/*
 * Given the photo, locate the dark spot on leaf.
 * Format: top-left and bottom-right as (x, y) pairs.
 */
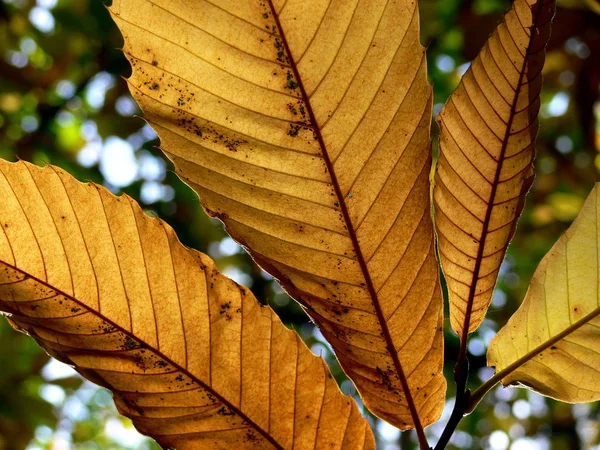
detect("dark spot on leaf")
(288, 124), (301, 137)
(217, 406), (235, 416)
(286, 78), (299, 90)
(122, 336), (138, 350)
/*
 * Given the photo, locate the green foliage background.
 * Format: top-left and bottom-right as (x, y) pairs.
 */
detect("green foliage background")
(0, 0), (599, 448)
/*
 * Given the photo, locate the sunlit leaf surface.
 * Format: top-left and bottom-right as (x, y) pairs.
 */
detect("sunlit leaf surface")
(434, 0), (555, 336)
(488, 184), (600, 403)
(0, 160), (374, 450)
(109, 0), (446, 432)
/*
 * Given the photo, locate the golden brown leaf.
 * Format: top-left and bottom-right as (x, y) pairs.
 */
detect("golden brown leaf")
(109, 0), (445, 434)
(433, 0), (555, 336)
(485, 185), (600, 403)
(0, 160), (374, 450)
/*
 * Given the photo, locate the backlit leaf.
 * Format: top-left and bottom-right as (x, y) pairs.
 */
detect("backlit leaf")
(433, 0), (556, 336)
(487, 184), (600, 403)
(0, 160), (374, 450)
(109, 0), (446, 433)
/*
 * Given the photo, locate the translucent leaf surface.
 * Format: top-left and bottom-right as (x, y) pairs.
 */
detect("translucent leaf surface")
(487, 184), (600, 403)
(0, 160), (374, 449)
(434, 0), (555, 336)
(109, 0), (445, 433)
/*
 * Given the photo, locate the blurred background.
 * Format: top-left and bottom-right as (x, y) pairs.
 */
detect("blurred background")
(0, 0), (599, 448)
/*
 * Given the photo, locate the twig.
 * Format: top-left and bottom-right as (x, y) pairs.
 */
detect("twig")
(465, 375), (498, 415)
(432, 350), (470, 450)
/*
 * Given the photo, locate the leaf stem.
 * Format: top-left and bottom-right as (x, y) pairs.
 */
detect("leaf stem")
(465, 375), (499, 414)
(432, 339), (470, 450)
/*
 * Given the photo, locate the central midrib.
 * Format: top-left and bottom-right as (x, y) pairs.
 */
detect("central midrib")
(266, 0), (426, 436)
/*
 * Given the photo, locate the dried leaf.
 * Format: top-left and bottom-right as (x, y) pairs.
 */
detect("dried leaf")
(109, 0), (445, 431)
(488, 184), (600, 403)
(0, 160), (374, 449)
(433, 0), (555, 336)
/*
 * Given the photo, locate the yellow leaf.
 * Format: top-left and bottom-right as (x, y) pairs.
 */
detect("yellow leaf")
(109, 0), (446, 434)
(486, 184), (600, 403)
(433, 0), (555, 336)
(0, 160), (374, 450)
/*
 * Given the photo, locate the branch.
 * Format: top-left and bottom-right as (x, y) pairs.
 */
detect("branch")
(432, 352), (470, 450)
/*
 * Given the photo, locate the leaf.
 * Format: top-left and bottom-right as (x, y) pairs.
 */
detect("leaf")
(433, 0), (555, 336)
(109, 0), (446, 433)
(487, 184), (600, 403)
(0, 160), (374, 449)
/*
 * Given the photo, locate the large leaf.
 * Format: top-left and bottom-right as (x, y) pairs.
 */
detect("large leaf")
(109, 0), (446, 433)
(486, 184), (600, 403)
(0, 160), (374, 450)
(433, 0), (555, 336)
